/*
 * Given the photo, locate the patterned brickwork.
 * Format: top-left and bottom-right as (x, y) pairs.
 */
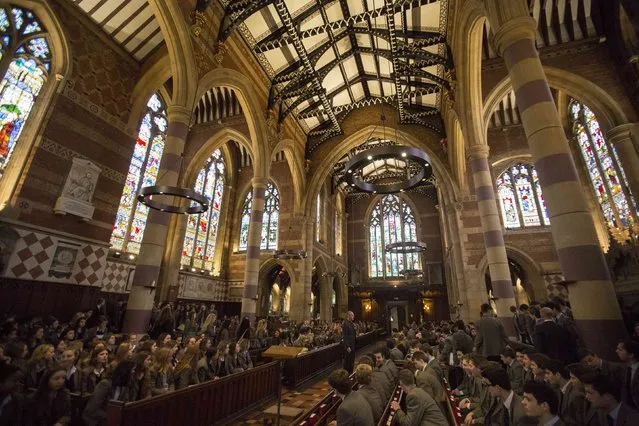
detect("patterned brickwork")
(101, 261), (134, 293)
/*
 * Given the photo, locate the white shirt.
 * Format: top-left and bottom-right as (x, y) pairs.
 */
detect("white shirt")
(503, 390), (514, 415)
(608, 402), (622, 424)
(543, 415), (561, 426)
(630, 362), (639, 382)
(561, 381), (570, 394)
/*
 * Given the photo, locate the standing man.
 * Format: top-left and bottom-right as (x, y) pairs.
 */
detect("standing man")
(343, 311), (357, 373)
(474, 303), (509, 363)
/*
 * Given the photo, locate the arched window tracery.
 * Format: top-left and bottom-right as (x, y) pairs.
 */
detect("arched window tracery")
(569, 100), (637, 232)
(369, 194), (419, 278)
(497, 163), (549, 229)
(0, 5), (51, 180)
(110, 93), (167, 254)
(239, 182), (279, 251)
(181, 149), (225, 271)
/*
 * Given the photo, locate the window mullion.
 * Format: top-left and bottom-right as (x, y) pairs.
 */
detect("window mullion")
(528, 164), (545, 226)
(509, 169), (526, 228)
(199, 166), (214, 267)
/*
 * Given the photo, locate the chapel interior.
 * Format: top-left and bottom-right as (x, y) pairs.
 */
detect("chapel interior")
(1, 0), (639, 422)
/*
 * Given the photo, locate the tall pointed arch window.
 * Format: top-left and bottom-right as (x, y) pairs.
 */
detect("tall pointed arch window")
(335, 196), (343, 256)
(181, 149), (225, 271)
(497, 163), (550, 229)
(0, 6), (51, 180)
(369, 194), (419, 278)
(110, 93), (167, 254)
(569, 100), (637, 231)
(239, 182), (279, 251)
(316, 192), (322, 242)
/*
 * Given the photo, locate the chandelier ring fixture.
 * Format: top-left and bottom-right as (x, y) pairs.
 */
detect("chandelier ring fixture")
(137, 185), (209, 215)
(342, 146), (433, 194)
(273, 249), (308, 260)
(385, 241), (428, 254)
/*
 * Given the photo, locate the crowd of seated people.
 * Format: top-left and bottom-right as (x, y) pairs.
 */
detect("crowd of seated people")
(324, 301), (639, 426)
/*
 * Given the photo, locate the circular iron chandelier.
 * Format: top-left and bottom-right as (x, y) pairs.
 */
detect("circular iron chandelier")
(137, 185), (208, 215)
(400, 269), (423, 278)
(385, 241), (428, 254)
(342, 145), (432, 194)
(273, 249), (307, 260)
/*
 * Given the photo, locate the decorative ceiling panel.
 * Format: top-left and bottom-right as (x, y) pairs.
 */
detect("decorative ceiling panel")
(218, 0), (450, 155)
(68, 0), (164, 62)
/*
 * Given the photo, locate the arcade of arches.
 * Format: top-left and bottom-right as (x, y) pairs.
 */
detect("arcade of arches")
(1, 0), (639, 358)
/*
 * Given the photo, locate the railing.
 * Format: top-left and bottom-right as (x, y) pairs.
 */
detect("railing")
(297, 374), (357, 426)
(442, 377), (463, 426)
(272, 330), (380, 388)
(378, 385), (403, 426)
(107, 361), (280, 426)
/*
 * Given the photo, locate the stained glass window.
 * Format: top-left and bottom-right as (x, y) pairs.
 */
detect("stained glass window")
(497, 163), (549, 229)
(569, 100), (637, 230)
(335, 196), (343, 256)
(368, 195), (419, 278)
(0, 6), (50, 180)
(110, 93), (167, 254)
(181, 149), (225, 271)
(239, 182), (279, 251)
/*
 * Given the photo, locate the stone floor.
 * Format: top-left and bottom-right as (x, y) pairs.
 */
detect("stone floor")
(230, 377), (331, 425)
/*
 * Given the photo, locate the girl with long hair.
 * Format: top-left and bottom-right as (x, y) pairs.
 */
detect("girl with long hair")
(81, 346), (108, 395)
(213, 341), (231, 378)
(24, 344), (55, 389)
(173, 346), (199, 390)
(24, 365), (71, 426)
(237, 339), (253, 370)
(82, 360), (136, 426)
(107, 342), (132, 375)
(255, 319), (268, 348)
(150, 347), (175, 395)
(130, 351), (152, 400)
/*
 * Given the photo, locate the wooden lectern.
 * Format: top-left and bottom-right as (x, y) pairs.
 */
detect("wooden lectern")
(262, 346), (305, 426)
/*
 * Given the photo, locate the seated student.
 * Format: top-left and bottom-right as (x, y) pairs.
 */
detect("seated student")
(388, 339), (404, 362)
(24, 365), (71, 426)
(327, 369), (374, 426)
(412, 351), (445, 410)
(150, 348), (175, 395)
(23, 344), (55, 389)
(528, 353), (551, 383)
(197, 342), (215, 383)
(59, 349), (81, 393)
(174, 346), (199, 390)
(521, 381), (564, 426)
(453, 355), (478, 398)
(0, 363), (23, 426)
(501, 347), (526, 395)
(391, 368), (448, 426)
(83, 360), (136, 426)
(237, 339), (253, 370)
(521, 349), (539, 382)
(460, 359), (498, 426)
(594, 340), (639, 409)
(565, 364), (600, 426)
(582, 373), (639, 426)
(480, 366), (528, 425)
(422, 346), (444, 383)
(544, 359), (586, 426)
(354, 363), (384, 423)
(358, 355), (392, 401)
(373, 345), (398, 382)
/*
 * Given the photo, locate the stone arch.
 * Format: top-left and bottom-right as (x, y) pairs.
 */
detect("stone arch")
(477, 245), (546, 303)
(0, 0), (73, 209)
(127, 54), (172, 132)
(257, 257), (296, 316)
(196, 68), (270, 179)
(491, 155), (534, 177)
(304, 125), (459, 220)
(272, 138), (304, 213)
(483, 67), (630, 134)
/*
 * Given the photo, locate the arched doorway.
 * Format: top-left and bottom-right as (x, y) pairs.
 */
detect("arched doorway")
(311, 267), (320, 319)
(484, 257), (534, 309)
(257, 263), (291, 317)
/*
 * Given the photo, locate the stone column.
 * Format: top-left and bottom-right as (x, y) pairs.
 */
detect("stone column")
(607, 124), (639, 200)
(338, 278), (348, 319)
(123, 105), (191, 333)
(485, 0), (626, 356)
(468, 144), (517, 333)
(240, 177), (269, 319)
(320, 274), (334, 321)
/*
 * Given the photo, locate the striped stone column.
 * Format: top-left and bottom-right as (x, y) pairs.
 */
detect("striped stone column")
(240, 177), (268, 319)
(608, 124), (639, 202)
(320, 274), (333, 321)
(485, 0), (626, 356)
(468, 144), (517, 333)
(123, 105), (192, 333)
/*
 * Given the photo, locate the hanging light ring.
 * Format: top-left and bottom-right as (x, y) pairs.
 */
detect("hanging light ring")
(343, 146), (433, 194)
(273, 249), (308, 260)
(385, 241), (428, 254)
(137, 185), (209, 214)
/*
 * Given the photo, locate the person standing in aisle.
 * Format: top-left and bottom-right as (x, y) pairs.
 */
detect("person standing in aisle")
(342, 311), (357, 373)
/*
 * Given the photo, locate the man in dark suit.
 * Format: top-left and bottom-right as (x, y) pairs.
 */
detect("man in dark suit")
(521, 381), (565, 426)
(481, 365), (529, 425)
(598, 341), (639, 410)
(373, 345), (398, 382)
(328, 369), (374, 426)
(582, 373), (639, 426)
(545, 359), (586, 426)
(342, 311), (357, 373)
(475, 303), (509, 363)
(358, 355), (392, 401)
(533, 308), (577, 363)
(413, 351), (446, 412)
(501, 347), (526, 395)
(391, 369), (448, 426)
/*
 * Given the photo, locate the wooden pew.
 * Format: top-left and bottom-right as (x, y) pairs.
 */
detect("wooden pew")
(378, 385), (403, 426)
(442, 377), (463, 426)
(107, 361), (280, 426)
(296, 373), (358, 426)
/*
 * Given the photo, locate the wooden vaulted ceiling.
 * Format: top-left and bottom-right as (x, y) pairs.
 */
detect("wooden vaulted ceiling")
(218, 0), (451, 155)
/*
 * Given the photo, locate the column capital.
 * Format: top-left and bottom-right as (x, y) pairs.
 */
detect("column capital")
(607, 123), (639, 144)
(167, 105), (192, 125)
(251, 176), (269, 188)
(467, 144), (490, 160)
(484, 0), (537, 56)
